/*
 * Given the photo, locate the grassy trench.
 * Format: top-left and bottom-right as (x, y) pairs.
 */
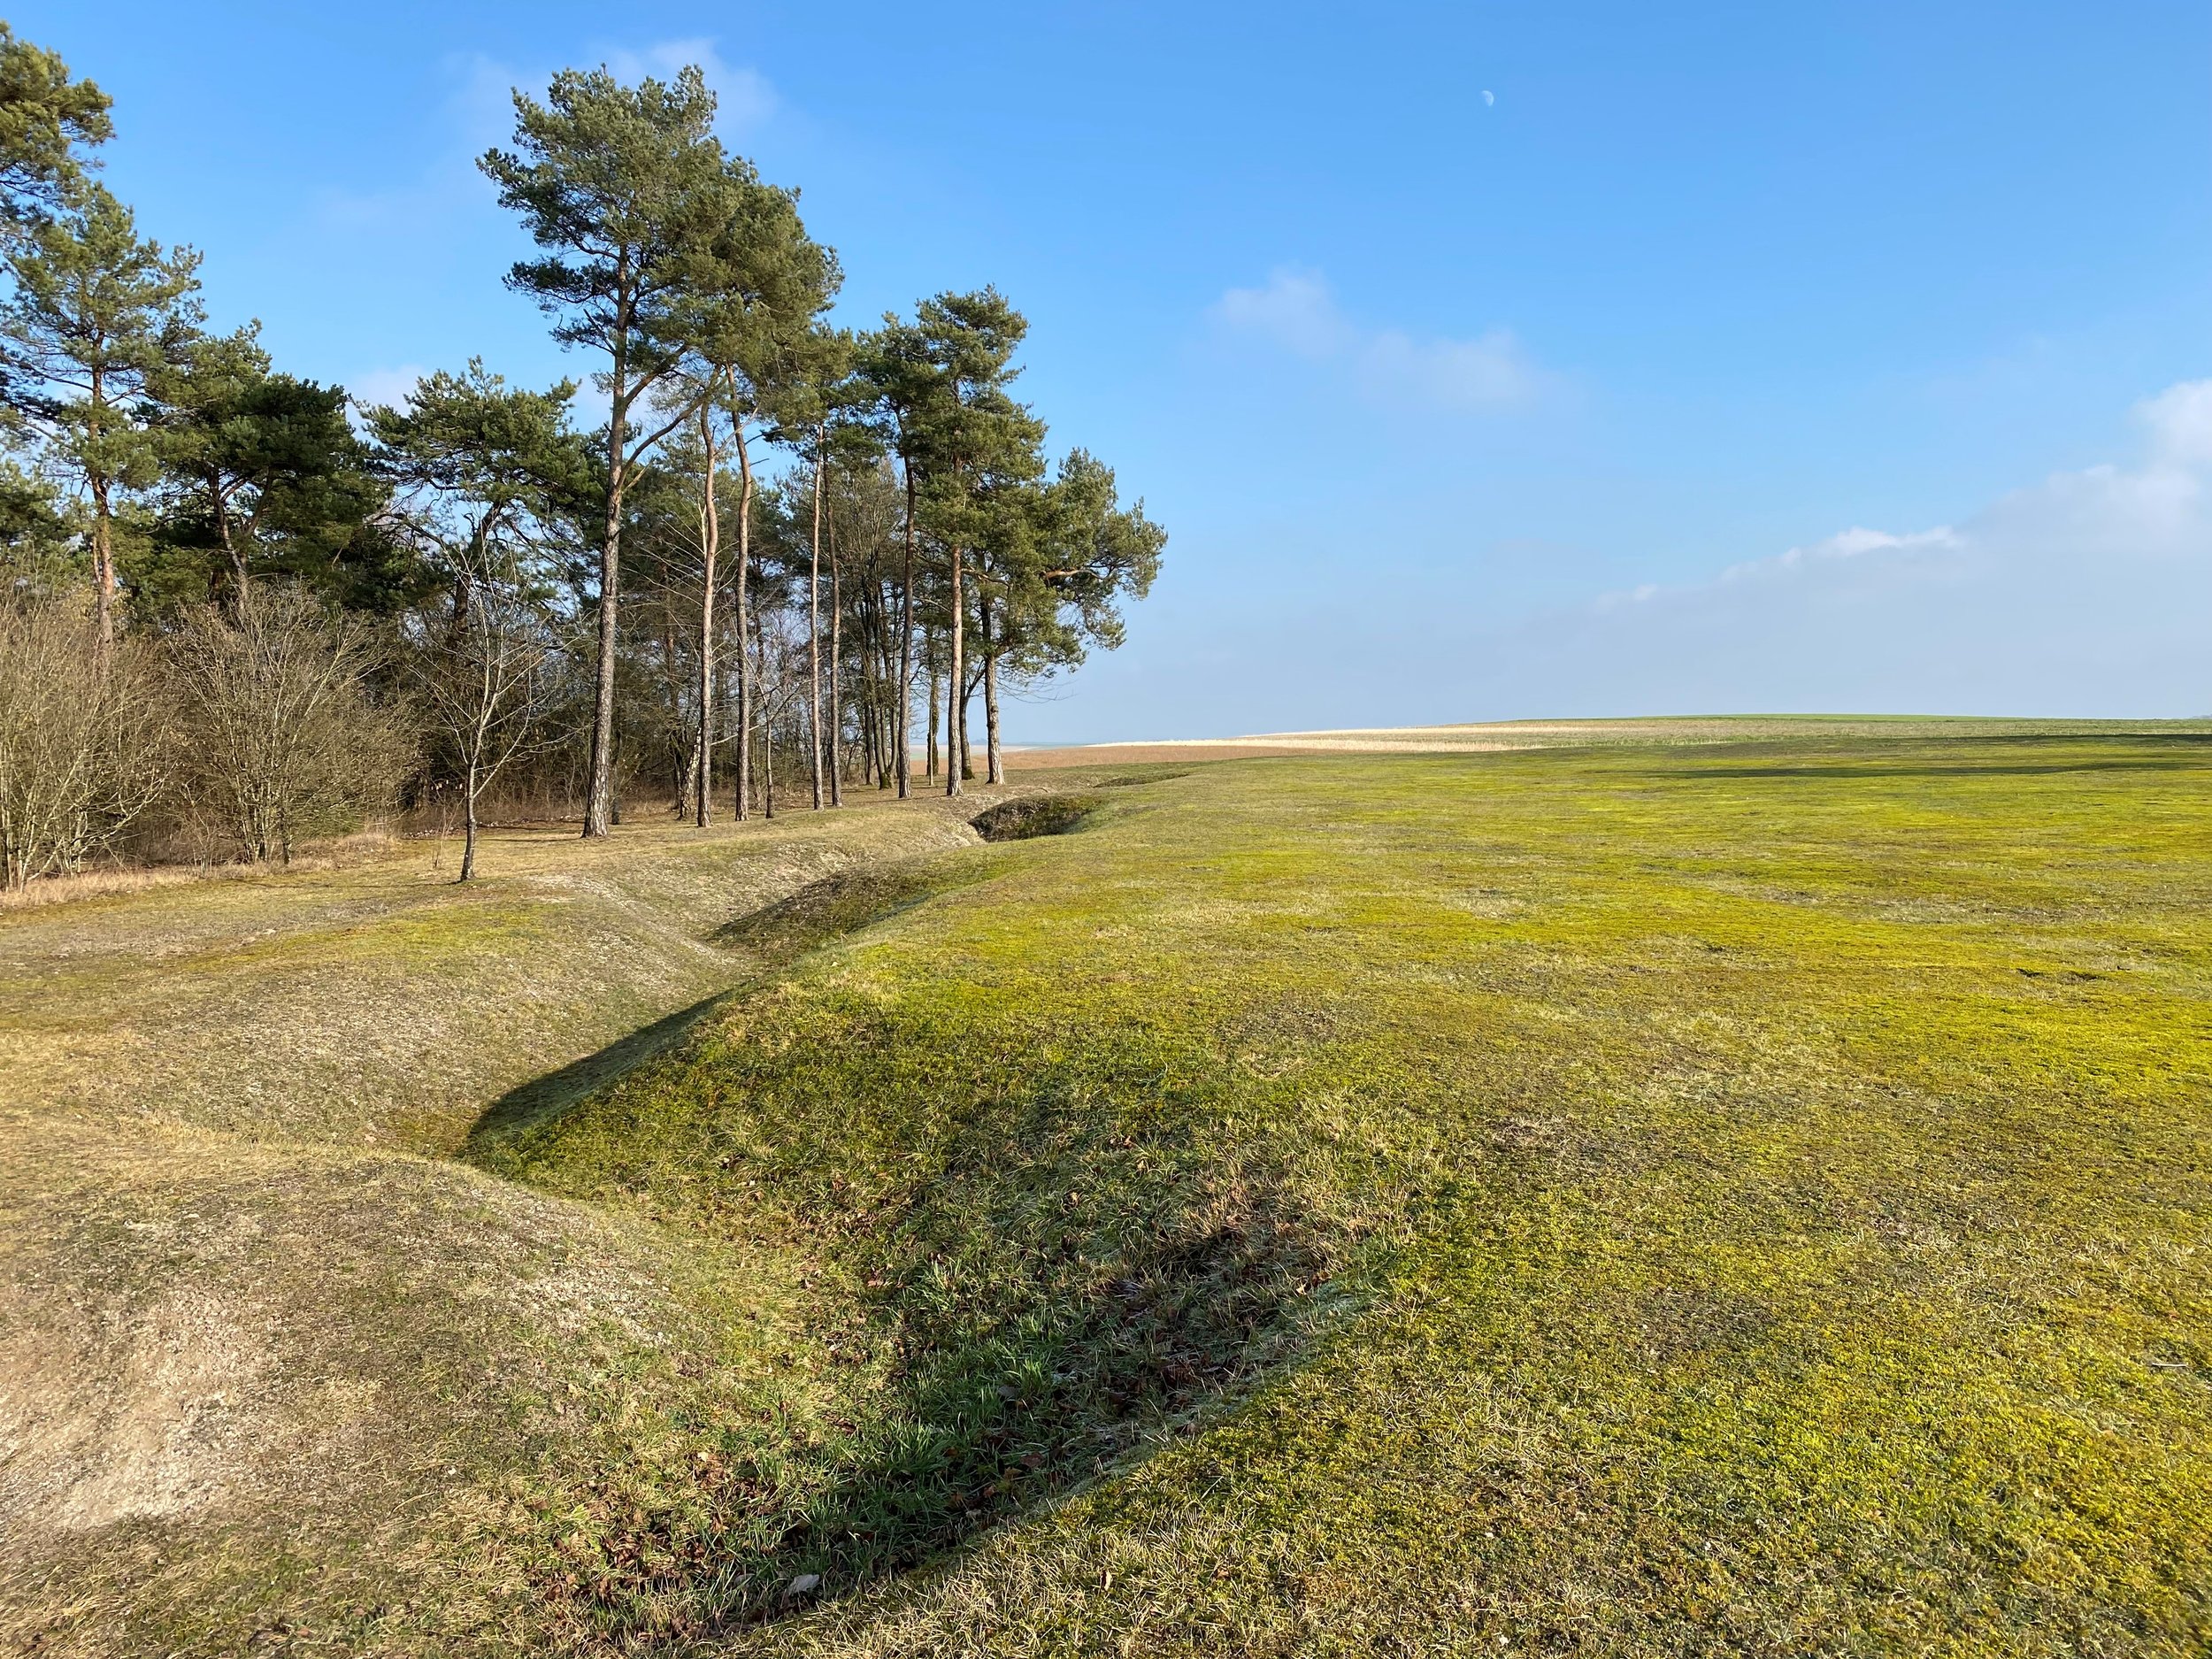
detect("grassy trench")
(469, 734), (2212, 1655)
(0, 795), (1002, 1657)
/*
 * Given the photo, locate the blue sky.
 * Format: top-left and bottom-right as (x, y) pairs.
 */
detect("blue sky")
(24, 2), (2212, 736)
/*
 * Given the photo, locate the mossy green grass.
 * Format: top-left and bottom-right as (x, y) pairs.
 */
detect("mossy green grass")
(472, 731), (2211, 1655)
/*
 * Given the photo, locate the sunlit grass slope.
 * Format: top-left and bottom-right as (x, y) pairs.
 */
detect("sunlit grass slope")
(482, 733), (2212, 1655)
(0, 801), (989, 1657)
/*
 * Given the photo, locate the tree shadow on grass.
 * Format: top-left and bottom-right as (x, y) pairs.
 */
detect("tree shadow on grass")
(709, 856), (979, 955)
(568, 1137), (1340, 1640)
(479, 990), (1354, 1642)
(970, 794), (1102, 842)
(466, 992), (736, 1146)
(744, 1202), (1331, 1617)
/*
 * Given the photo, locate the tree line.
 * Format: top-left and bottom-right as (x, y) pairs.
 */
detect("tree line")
(0, 28), (1163, 887)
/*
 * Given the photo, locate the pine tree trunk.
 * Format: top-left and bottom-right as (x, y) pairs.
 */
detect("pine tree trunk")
(89, 478), (115, 664)
(87, 367), (116, 663)
(959, 672), (973, 781)
(695, 405), (718, 826)
(732, 401), (756, 821)
(807, 428), (825, 810)
(945, 545), (964, 798)
(895, 458), (917, 798)
(826, 488), (843, 808)
(860, 665), (878, 791)
(983, 590), (1004, 785)
(877, 580), (897, 787)
(584, 382), (627, 839)
(213, 471), (246, 611)
(926, 656), (940, 780)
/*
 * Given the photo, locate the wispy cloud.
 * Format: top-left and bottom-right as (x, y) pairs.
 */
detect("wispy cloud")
(1211, 265), (1548, 411)
(1213, 267), (1349, 357)
(1498, 378), (2212, 713)
(311, 58), (509, 234)
(1710, 524), (1962, 586)
(344, 364), (429, 413)
(598, 38), (777, 132)
(2138, 378), (2212, 471)
(1358, 325), (1540, 411)
(306, 39), (779, 408)
(319, 39), (779, 234)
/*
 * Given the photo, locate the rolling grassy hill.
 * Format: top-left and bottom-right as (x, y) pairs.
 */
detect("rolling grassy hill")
(5, 721), (2208, 1655)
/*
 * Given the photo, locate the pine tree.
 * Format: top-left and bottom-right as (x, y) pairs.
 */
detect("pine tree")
(0, 25), (111, 228)
(483, 65), (775, 837)
(0, 185), (199, 652)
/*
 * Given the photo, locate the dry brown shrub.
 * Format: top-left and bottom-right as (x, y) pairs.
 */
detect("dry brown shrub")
(165, 586), (415, 866)
(0, 590), (168, 890)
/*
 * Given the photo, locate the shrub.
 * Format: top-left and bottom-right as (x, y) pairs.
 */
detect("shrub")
(166, 586), (413, 864)
(0, 590), (167, 889)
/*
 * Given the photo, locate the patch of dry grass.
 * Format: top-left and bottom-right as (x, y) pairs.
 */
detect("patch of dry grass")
(0, 787), (1033, 1655)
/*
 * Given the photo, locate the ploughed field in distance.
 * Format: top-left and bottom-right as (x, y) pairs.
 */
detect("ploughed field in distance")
(4, 719), (2207, 1656)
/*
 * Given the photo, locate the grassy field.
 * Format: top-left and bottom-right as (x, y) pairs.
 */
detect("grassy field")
(5, 722), (2209, 1655)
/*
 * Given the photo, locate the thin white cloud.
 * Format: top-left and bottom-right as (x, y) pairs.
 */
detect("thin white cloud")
(1706, 524), (1962, 587)
(1359, 326), (1540, 411)
(317, 40), (779, 234)
(598, 38), (777, 134)
(345, 364), (429, 413)
(1212, 266), (1349, 358)
(1211, 265), (1546, 411)
(1494, 378), (2212, 714)
(449, 53), (530, 153)
(313, 60), (497, 233)
(2138, 378), (2212, 471)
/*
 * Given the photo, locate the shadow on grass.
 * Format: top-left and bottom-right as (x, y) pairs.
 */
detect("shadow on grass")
(466, 856), (979, 1155)
(474, 989), (1350, 1640)
(467, 993), (734, 1146)
(786, 1303), (1304, 1624)
(710, 856), (976, 955)
(559, 1094), (1339, 1640)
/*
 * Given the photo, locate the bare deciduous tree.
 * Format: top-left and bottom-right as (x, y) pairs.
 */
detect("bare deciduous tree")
(404, 543), (573, 880)
(369, 359), (586, 879)
(0, 589), (163, 887)
(168, 586), (410, 865)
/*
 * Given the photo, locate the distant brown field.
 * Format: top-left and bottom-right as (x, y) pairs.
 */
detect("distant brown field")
(1006, 741), (1341, 768)
(1006, 714), (2212, 771)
